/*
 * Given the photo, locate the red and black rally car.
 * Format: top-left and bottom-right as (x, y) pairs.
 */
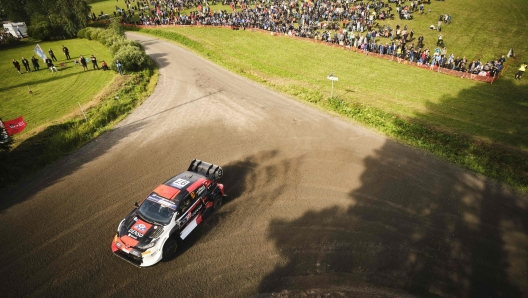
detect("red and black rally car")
(111, 159), (225, 267)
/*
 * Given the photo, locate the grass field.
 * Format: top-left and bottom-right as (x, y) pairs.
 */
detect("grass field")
(1, 39), (115, 137)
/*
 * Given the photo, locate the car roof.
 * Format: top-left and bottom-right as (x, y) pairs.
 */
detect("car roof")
(152, 171), (208, 201)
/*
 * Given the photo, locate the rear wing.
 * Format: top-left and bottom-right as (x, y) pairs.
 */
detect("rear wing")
(188, 159), (223, 180)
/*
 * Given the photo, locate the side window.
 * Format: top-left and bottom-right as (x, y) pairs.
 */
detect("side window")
(178, 196), (192, 214)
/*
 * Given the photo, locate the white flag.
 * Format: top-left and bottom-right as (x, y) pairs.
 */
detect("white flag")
(34, 44), (47, 62)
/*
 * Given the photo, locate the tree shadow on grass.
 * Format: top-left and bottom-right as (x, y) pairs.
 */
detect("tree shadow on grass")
(0, 71), (84, 93)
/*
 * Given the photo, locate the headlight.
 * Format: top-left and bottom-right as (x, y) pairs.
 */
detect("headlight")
(117, 219), (125, 234)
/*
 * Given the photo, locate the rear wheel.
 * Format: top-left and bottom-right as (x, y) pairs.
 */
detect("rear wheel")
(213, 193), (223, 210)
(162, 238), (178, 260)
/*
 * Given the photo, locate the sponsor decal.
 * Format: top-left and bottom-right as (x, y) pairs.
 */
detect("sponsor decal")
(134, 223), (147, 232)
(146, 195), (177, 210)
(196, 185), (206, 196)
(171, 178), (190, 189)
(128, 220), (151, 238)
(128, 229), (143, 238)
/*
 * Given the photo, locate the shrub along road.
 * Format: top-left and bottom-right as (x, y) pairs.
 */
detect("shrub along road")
(0, 32), (526, 297)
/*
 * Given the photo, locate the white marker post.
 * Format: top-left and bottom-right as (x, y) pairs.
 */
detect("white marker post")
(78, 102), (87, 121)
(327, 72), (339, 99)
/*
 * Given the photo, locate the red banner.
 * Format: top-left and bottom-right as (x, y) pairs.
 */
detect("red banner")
(3, 116), (27, 136)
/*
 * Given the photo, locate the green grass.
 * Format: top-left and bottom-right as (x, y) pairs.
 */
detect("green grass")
(89, 0), (123, 17)
(0, 36), (157, 189)
(1, 39), (114, 136)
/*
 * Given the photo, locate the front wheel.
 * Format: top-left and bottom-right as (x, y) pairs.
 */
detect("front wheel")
(162, 238), (178, 260)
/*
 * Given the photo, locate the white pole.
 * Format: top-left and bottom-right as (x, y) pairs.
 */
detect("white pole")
(331, 80), (334, 98)
(78, 102), (87, 121)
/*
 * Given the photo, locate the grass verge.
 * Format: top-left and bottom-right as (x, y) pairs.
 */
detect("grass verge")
(0, 63), (158, 189)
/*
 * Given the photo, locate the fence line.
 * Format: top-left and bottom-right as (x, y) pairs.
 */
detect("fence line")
(128, 24), (504, 83)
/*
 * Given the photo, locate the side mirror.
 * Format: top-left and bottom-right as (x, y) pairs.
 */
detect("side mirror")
(134, 202), (139, 208)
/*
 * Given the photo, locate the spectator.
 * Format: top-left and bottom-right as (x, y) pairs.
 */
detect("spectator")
(79, 55), (88, 71)
(48, 48), (57, 61)
(515, 62), (527, 80)
(21, 57), (31, 72)
(62, 45), (71, 60)
(45, 57), (57, 72)
(116, 59), (123, 76)
(31, 56), (40, 71)
(12, 59), (21, 74)
(437, 34), (443, 46)
(101, 60), (109, 71)
(90, 55), (99, 70)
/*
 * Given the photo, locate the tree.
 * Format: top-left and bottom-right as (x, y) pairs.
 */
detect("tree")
(0, 0), (90, 38)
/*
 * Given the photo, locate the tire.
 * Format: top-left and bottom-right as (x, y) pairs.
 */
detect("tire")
(162, 238), (178, 260)
(213, 193), (223, 210)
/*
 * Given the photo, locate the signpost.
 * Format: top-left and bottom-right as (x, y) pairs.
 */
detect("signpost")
(327, 72), (339, 99)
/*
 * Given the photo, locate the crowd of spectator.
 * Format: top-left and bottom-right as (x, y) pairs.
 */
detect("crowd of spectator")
(110, 0), (505, 78)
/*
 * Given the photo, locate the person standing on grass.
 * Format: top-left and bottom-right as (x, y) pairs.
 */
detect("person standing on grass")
(79, 55), (88, 71)
(90, 55), (99, 69)
(515, 62), (527, 80)
(45, 57), (57, 72)
(48, 48), (57, 61)
(437, 34), (443, 46)
(62, 45), (71, 60)
(12, 59), (21, 74)
(31, 56), (40, 71)
(116, 59), (123, 76)
(21, 57), (31, 72)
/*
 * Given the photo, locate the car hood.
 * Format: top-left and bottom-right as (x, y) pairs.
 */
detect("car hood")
(117, 212), (162, 248)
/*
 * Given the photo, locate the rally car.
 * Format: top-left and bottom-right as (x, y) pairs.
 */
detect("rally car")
(111, 159), (225, 267)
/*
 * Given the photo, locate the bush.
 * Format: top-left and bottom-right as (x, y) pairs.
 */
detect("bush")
(27, 22), (53, 40)
(89, 28), (103, 41)
(77, 24), (152, 72)
(108, 39), (142, 55)
(77, 28), (88, 39)
(97, 30), (122, 47)
(113, 44), (150, 71)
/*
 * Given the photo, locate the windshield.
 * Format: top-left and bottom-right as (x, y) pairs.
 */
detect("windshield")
(137, 193), (177, 225)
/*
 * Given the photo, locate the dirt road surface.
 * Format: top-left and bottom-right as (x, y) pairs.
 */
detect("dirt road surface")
(0, 32), (527, 297)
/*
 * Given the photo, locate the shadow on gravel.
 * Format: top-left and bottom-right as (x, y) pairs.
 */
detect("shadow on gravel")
(169, 150), (284, 260)
(258, 145), (528, 297)
(0, 121), (146, 212)
(148, 52), (169, 68)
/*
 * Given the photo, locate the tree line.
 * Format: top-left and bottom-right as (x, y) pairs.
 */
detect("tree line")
(0, 0), (91, 39)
